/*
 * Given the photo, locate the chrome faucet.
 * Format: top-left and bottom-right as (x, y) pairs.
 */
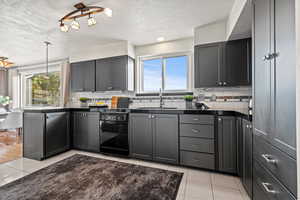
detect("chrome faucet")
(159, 88), (164, 108)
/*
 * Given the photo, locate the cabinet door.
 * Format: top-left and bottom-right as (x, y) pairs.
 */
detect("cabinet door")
(225, 39), (251, 86)
(130, 114), (153, 160)
(45, 112), (70, 158)
(71, 60), (95, 92)
(96, 58), (112, 91)
(110, 56), (127, 91)
(273, 0), (296, 158)
(253, 0), (272, 141)
(218, 116), (237, 174)
(72, 112), (85, 150)
(86, 112), (100, 152)
(72, 112), (100, 152)
(243, 119), (252, 197)
(153, 114), (178, 164)
(96, 56), (128, 91)
(194, 43), (224, 87)
(236, 117), (243, 177)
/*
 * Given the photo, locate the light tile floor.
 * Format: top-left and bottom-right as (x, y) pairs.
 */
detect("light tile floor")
(0, 150), (250, 200)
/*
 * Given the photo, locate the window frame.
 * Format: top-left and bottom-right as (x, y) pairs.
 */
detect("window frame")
(19, 63), (63, 108)
(138, 52), (192, 93)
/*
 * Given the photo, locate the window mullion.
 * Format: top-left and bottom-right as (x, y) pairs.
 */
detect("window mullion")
(162, 57), (166, 91)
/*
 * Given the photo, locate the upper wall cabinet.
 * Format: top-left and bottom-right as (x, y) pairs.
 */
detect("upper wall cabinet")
(96, 56), (134, 91)
(224, 39), (251, 86)
(71, 60), (96, 92)
(194, 38), (251, 88)
(194, 42), (224, 87)
(70, 55), (134, 92)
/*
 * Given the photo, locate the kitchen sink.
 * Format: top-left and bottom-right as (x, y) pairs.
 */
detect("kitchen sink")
(136, 107), (177, 110)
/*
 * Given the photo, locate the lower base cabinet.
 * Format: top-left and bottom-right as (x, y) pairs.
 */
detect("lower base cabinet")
(72, 112), (100, 152)
(242, 119), (253, 197)
(217, 116), (237, 174)
(23, 112), (70, 161)
(130, 113), (179, 164)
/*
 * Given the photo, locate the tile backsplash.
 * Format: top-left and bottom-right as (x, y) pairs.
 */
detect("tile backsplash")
(69, 87), (251, 110)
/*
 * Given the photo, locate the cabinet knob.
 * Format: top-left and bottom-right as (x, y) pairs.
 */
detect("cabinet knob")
(218, 82), (222, 86)
(148, 115), (152, 119)
(218, 118), (222, 121)
(223, 82), (227, 85)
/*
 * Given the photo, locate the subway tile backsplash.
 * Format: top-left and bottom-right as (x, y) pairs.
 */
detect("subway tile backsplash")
(68, 87), (252, 110)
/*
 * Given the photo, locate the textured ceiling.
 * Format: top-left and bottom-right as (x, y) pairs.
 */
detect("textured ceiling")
(0, 0), (235, 65)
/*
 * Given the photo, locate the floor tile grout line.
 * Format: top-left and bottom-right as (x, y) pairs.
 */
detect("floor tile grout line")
(210, 173), (215, 200)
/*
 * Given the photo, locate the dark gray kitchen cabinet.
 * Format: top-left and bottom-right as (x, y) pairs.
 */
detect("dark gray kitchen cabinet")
(253, 0), (296, 158)
(70, 60), (95, 92)
(224, 38), (251, 86)
(242, 119), (252, 197)
(129, 113), (153, 160)
(217, 116), (237, 174)
(194, 39), (251, 88)
(72, 112), (100, 152)
(194, 42), (224, 87)
(23, 112), (70, 161)
(130, 113), (179, 164)
(96, 56), (134, 91)
(153, 114), (179, 164)
(236, 117), (243, 177)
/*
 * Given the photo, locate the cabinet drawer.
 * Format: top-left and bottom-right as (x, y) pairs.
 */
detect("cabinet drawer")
(180, 124), (214, 139)
(180, 114), (214, 125)
(180, 151), (215, 170)
(253, 135), (297, 196)
(180, 137), (214, 153)
(253, 161), (295, 200)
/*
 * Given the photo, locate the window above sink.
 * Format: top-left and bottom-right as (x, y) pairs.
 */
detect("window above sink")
(137, 52), (192, 94)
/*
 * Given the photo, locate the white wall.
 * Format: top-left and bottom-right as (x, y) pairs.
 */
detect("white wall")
(194, 20), (227, 45)
(69, 41), (133, 63)
(226, 0), (248, 40)
(135, 38), (194, 57)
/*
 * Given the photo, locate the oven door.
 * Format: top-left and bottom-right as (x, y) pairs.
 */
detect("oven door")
(99, 120), (129, 155)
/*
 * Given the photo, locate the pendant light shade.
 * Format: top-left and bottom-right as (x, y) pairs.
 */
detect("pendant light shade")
(60, 23), (69, 32)
(87, 15), (97, 26)
(71, 19), (80, 30)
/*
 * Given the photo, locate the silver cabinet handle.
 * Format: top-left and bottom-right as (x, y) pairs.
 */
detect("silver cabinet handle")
(263, 54), (272, 61)
(152, 115), (155, 119)
(218, 118), (222, 121)
(262, 182), (278, 194)
(218, 82), (222, 86)
(148, 115), (152, 119)
(193, 118), (199, 121)
(191, 129), (199, 133)
(223, 82), (227, 85)
(107, 86), (113, 90)
(261, 154), (278, 165)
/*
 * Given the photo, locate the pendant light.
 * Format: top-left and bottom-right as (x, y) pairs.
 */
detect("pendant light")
(44, 41), (51, 79)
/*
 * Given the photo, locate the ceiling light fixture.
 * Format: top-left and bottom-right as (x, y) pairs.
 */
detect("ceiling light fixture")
(59, 3), (112, 32)
(87, 14), (97, 26)
(71, 18), (80, 30)
(104, 8), (113, 17)
(157, 37), (165, 42)
(60, 22), (69, 32)
(0, 57), (14, 68)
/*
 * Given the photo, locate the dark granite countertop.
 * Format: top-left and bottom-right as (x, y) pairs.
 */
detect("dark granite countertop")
(23, 106), (252, 121)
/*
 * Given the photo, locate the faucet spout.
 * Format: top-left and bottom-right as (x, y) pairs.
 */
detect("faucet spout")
(159, 88), (164, 108)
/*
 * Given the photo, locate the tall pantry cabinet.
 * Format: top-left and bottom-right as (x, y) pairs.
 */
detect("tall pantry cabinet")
(253, 0), (297, 199)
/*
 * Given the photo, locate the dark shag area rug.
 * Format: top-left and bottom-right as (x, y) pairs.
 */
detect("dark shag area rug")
(0, 154), (183, 200)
